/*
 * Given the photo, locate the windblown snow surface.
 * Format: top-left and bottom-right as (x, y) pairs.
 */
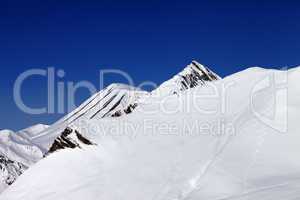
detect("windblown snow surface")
(1, 66), (300, 200)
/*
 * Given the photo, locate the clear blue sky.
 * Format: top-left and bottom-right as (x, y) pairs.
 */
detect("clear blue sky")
(0, 0), (299, 131)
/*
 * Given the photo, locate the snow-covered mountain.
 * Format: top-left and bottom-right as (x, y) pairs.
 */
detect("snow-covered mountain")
(3, 61), (299, 200)
(0, 61), (220, 193)
(0, 125), (48, 191)
(1, 65), (299, 200)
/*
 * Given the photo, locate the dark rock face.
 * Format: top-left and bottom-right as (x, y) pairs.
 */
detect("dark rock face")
(0, 154), (28, 186)
(111, 103), (138, 117)
(46, 128), (94, 156)
(0, 127), (93, 189)
(75, 130), (93, 145)
(47, 128), (76, 154)
(124, 103), (138, 114)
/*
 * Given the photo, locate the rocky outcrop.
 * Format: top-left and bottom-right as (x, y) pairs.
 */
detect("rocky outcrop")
(0, 154), (27, 187)
(46, 128), (94, 156)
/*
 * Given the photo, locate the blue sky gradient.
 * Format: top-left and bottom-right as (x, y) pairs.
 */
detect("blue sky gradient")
(0, 0), (299, 130)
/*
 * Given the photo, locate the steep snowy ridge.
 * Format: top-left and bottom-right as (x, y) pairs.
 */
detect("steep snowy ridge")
(31, 83), (149, 150)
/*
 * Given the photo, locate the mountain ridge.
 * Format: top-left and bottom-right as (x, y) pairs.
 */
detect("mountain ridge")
(0, 60), (221, 192)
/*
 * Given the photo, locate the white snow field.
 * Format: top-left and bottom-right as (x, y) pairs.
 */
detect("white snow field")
(0, 65), (299, 200)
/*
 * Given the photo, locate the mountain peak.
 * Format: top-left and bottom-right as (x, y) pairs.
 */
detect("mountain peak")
(190, 60), (221, 80)
(151, 60), (221, 97)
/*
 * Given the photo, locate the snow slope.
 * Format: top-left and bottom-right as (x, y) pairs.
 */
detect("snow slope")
(1, 66), (299, 200)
